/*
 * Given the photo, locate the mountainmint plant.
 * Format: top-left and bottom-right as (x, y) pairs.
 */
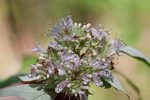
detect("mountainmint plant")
(0, 16), (150, 100)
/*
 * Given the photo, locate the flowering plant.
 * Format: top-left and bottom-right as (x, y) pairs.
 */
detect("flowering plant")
(0, 16), (150, 100)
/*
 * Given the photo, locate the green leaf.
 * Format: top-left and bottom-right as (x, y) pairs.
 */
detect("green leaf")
(19, 74), (40, 82)
(0, 56), (37, 88)
(20, 56), (38, 73)
(120, 46), (150, 66)
(0, 84), (52, 100)
(104, 76), (129, 98)
(101, 78), (112, 88)
(114, 70), (142, 100)
(0, 74), (21, 88)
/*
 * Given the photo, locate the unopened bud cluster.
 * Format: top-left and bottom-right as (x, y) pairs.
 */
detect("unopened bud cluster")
(30, 16), (124, 98)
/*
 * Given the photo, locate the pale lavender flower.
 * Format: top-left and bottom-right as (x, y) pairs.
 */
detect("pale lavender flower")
(47, 59), (55, 68)
(61, 54), (71, 61)
(58, 68), (66, 76)
(47, 59), (55, 74)
(91, 28), (101, 41)
(48, 41), (63, 50)
(61, 54), (81, 70)
(48, 67), (55, 74)
(57, 51), (64, 56)
(63, 61), (74, 70)
(30, 64), (39, 75)
(47, 16), (73, 38)
(72, 55), (81, 67)
(32, 43), (46, 53)
(80, 73), (91, 84)
(51, 24), (62, 34)
(46, 24), (62, 38)
(55, 80), (69, 93)
(57, 63), (66, 76)
(109, 39), (124, 56)
(99, 69), (112, 78)
(91, 25), (109, 41)
(62, 35), (73, 41)
(89, 59), (108, 70)
(82, 23), (91, 32)
(60, 16), (73, 30)
(38, 56), (46, 61)
(98, 24), (109, 38)
(92, 73), (103, 86)
(36, 64), (43, 68)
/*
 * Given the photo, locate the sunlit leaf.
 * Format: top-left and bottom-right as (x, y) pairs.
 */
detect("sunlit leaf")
(114, 70), (142, 100)
(0, 84), (52, 100)
(104, 76), (129, 98)
(19, 74), (40, 82)
(120, 46), (150, 66)
(101, 78), (112, 88)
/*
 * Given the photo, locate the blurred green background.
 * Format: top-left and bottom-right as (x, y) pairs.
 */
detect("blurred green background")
(0, 0), (150, 100)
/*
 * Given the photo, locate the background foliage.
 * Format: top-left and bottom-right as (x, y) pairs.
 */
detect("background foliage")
(0, 0), (150, 100)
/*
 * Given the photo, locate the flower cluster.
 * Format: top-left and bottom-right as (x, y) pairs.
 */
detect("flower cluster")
(29, 16), (124, 98)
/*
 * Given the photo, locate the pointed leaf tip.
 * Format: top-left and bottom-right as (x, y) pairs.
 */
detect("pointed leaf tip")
(120, 46), (150, 67)
(104, 76), (130, 98)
